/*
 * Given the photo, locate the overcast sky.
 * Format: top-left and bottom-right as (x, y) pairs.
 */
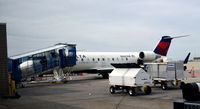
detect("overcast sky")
(0, 0), (200, 60)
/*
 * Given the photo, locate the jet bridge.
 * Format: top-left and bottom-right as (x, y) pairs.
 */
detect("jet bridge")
(8, 43), (76, 84)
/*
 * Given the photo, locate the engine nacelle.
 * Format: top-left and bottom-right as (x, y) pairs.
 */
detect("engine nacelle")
(139, 51), (159, 62)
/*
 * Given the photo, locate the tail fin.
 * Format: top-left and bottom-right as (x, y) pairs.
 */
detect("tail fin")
(153, 35), (189, 56)
(153, 36), (172, 56)
(184, 52), (191, 64)
(184, 52), (191, 71)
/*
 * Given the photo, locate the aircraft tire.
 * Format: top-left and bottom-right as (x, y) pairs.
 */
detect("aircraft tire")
(161, 82), (168, 90)
(128, 87), (136, 96)
(110, 86), (115, 94)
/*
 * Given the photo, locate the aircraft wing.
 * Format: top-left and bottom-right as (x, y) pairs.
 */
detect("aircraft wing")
(72, 67), (114, 73)
(96, 67), (114, 71)
(111, 63), (140, 68)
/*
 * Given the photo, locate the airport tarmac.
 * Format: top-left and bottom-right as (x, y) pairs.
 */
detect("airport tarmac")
(0, 74), (186, 109)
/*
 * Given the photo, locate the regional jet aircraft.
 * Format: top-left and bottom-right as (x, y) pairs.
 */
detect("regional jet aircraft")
(72, 35), (188, 78)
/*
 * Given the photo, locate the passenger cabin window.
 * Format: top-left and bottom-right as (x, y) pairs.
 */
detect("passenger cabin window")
(92, 58), (95, 61)
(102, 58), (105, 61)
(112, 58), (114, 61)
(97, 58), (100, 61)
(117, 58), (119, 61)
(81, 58), (84, 61)
(126, 58), (128, 61)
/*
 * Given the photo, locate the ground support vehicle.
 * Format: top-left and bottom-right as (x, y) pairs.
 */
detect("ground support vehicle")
(109, 68), (152, 96)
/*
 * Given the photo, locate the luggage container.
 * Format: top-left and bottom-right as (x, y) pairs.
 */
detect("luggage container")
(109, 68), (152, 96)
(144, 62), (184, 90)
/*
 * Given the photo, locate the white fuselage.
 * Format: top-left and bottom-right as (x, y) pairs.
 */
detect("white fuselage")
(73, 52), (140, 72)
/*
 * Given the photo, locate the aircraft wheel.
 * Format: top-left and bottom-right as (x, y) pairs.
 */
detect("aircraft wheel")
(128, 87), (136, 96)
(161, 83), (168, 90)
(110, 86), (115, 94)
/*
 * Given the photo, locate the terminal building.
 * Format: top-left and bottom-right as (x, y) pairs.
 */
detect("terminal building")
(193, 57), (200, 62)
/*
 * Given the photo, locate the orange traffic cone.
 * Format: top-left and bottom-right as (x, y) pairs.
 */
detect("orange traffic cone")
(190, 67), (195, 78)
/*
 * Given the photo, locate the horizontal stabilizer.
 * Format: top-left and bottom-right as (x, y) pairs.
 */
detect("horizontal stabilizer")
(171, 35), (190, 39)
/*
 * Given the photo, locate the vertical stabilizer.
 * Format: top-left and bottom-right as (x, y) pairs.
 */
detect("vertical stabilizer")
(153, 36), (172, 56)
(184, 52), (191, 64)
